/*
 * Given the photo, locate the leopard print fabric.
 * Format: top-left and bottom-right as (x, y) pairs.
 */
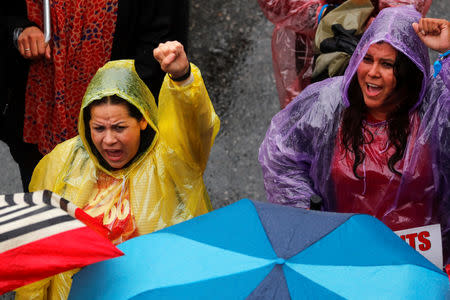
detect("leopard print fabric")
(24, 0), (118, 154)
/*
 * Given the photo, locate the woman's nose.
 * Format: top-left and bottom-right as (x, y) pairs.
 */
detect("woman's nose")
(367, 63), (380, 77)
(104, 130), (117, 144)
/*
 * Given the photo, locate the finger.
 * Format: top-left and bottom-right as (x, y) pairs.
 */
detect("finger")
(18, 37), (31, 58)
(18, 40), (26, 57)
(419, 18), (427, 35)
(421, 18), (440, 35)
(170, 41), (183, 57)
(45, 44), (51, 60)
(425, 19), (440, 35)
(161, 43), (176, 58)
(412, 22), (420, 35)
(153, 45), (164, 63)
(163, 41), (182, 58)
(161, 53), (177, 70)
(37, 38), (46, 56)
(29, 36), (39, 58)
(154, 42), (173, 61)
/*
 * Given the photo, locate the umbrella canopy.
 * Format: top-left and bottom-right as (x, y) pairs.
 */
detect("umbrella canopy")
(0, 190), (123, 294)
(69, 199), (449, 299)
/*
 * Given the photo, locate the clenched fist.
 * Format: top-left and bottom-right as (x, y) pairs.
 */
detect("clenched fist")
(153, 41), (189, 80)
(412, 18), (450, 53)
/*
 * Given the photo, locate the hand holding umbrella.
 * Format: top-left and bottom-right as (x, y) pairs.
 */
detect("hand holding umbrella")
(17, 26), (51, 60)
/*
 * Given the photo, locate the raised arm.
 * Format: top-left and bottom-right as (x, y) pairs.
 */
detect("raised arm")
(153, 41), (220, 172)
(413, 18), (450, 84)
(413, 18), (450, 266)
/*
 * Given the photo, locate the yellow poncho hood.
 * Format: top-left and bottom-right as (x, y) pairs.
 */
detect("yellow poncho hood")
(79, 60), (159, 176)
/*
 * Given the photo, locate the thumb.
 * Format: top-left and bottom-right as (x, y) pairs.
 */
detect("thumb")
(45, 44), (51, 60)
(412, 23), (420, 35)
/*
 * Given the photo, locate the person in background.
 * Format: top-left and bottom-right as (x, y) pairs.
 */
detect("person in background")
(2, 1), (43, 191)
(4, 1), (189, 191)
(15, 41), (220, 299)
(259, 7), (449, 265)
(257, 0), (432, 108)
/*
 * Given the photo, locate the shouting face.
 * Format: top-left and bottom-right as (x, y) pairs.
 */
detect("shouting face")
(89, 102), (147, 169)
(357, 42), (398, 120)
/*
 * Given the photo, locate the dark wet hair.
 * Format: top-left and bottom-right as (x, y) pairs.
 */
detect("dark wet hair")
(83, 95), (155, 170)
(341, 44), (423, 178)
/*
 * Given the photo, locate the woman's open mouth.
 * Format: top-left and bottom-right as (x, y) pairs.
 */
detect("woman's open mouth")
(366, 83), (382, 97)
(104, 149), (123, 161)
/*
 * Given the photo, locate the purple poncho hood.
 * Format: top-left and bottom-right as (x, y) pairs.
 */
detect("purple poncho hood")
(341, 6), (430, 111)
(259, 6), (449, 264)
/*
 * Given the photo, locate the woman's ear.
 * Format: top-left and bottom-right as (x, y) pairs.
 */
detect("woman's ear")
(139, 119), (148, 130)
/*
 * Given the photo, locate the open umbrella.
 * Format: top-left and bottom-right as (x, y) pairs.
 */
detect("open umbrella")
(0, 190), (123, 294)
(69, 199), (449, 299)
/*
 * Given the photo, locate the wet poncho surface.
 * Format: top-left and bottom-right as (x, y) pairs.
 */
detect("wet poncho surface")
(259, 6), (449, 264)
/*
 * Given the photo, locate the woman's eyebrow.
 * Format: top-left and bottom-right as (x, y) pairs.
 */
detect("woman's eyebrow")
(91, 120), (127, 126)
(380, 58), (395, 64)
(111, 121), (127, 126)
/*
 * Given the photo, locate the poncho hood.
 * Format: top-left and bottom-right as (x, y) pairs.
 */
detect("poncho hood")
(341, 6), (430, 112)
(78, 60), (159, 176)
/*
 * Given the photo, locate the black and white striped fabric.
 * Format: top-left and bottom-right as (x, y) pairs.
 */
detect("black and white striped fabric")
(0, 190), (85, 253)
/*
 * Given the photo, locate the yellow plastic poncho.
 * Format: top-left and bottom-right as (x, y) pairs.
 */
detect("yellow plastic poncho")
(15, 60), (220, 299)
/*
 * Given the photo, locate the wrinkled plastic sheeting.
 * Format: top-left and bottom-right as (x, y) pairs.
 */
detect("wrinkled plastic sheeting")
(258, 0), (432, 108)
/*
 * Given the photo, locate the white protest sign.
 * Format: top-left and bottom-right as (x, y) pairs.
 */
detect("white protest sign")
(394, 224), (442, 269)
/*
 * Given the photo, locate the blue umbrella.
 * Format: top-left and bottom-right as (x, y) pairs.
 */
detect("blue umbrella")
(69, 199), (449, 299)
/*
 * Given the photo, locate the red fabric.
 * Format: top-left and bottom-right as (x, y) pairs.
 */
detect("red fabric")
(331, 113), (437, 231)
(24, 0), (118, 154)
(74, 207), (110, 238)
(0, 227), (123, 294)
(82, 173), (138, 245)
(445, 265), (450, 280)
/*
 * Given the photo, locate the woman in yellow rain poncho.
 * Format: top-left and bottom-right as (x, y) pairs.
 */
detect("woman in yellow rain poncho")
(15, 41), (220, 299)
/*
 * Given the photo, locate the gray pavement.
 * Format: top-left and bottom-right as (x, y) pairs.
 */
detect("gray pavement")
(1, 0), (449, 297)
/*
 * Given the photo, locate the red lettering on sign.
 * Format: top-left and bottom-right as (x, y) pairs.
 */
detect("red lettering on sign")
(405, 233), (418, 249)
(418, 231), (431, 251)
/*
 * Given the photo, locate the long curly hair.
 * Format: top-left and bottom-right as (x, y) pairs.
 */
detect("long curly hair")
(341, 44), (423, 178)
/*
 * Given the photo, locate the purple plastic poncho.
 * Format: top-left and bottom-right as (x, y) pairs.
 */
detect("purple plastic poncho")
(259, 6), (449, 264)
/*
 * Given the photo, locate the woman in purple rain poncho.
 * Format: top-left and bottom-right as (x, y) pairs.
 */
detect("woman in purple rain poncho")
(259, 6), (450, 265)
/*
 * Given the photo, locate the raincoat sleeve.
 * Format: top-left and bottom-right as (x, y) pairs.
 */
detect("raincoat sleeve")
(438, 56), (450, 90)
(435, 57), (450, 265)
(259, 78), (341, 208)
(157, 63), (220, 172)
(28, 139), (76, 192)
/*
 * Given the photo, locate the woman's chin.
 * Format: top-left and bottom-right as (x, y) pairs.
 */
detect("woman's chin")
(104, 156), (127, 170)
